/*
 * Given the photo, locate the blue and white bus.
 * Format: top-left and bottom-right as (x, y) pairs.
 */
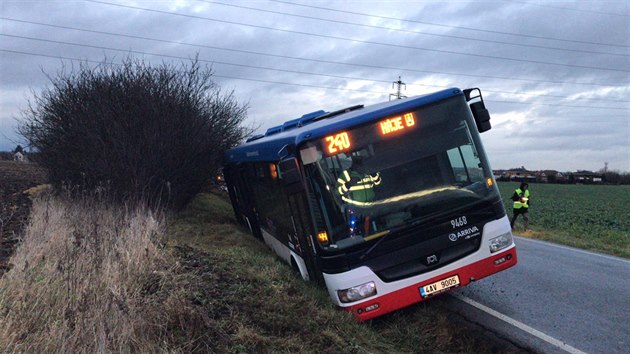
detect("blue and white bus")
(223, 88), (517, 320)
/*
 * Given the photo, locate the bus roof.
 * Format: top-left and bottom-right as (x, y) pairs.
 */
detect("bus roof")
(224, 87), (463, 164)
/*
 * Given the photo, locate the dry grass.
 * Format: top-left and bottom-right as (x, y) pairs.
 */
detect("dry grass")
(0, 193), (175, 352)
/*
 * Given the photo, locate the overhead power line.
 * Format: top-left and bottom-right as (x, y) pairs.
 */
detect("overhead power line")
(200, 1), (628, 57)
(268, 0), (630, 49)
(5, 48), (625, 112)
(508, 0), (630, 17)
(4, 17), (623, 88)
(1, 35), (627, 106)
(1, 49), (627, 111)
(0, 48), (389, 94)
(86, 0), (630, 73)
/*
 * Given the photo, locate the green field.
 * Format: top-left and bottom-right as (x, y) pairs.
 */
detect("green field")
(497, 182), (630, 258)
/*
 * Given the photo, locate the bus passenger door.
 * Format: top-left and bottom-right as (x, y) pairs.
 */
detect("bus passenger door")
(279, 157), (324, 284)
(234, 164), (263, 239)
(287, 193), (324, 284)
(224, 166), (245, 224)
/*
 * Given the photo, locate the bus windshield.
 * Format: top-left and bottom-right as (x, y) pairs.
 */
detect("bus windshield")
(300, 97), (500, 250)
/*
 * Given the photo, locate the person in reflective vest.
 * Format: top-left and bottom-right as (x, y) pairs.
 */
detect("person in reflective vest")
(510, 182), (530, 230)
(336, 155), (381, 235)
(336, 169), (381, 203)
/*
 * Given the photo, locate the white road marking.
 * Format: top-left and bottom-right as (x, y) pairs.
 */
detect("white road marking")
(451, 293), (587, 354)
(513, 235), (630, 264)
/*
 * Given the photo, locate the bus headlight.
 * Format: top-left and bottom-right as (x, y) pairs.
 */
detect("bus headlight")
(489, 232), (513, 253)
(338, 281), (377, 303)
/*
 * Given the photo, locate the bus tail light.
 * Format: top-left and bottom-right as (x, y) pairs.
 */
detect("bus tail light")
(489, 232), (513, 253)
(338, 281), (377, 303)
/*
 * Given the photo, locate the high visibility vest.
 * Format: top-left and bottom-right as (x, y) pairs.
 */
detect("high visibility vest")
(513, 188), (530, 209)
(337, 170), (381, 203)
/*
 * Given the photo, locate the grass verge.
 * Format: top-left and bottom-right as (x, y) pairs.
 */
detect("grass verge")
(0, 193), (183, 352)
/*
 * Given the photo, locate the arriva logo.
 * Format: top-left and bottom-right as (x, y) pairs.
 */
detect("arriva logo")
(448, 226), (480, 242)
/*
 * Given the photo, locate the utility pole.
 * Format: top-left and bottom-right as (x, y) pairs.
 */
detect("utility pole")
(389, 76), (406, 101)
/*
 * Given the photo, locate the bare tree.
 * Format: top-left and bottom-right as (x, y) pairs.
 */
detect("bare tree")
(19, 56), (252, 210)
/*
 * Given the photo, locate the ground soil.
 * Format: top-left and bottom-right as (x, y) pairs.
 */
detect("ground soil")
(0, 160), (48, 276)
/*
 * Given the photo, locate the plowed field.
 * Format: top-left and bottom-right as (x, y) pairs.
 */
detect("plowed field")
(0, 160), (47, 275)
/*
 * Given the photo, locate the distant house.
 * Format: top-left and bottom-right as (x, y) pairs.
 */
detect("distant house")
(496, 167), (536, 183)
(535, 170), (549, 183)
(555, 171), (570, 183)
(493, 168), (606, 184)
(493, 169), (505, 181)
(572, 170), (603, 184)
(13, 151), (24, 162)
(535, 170), (568, 183)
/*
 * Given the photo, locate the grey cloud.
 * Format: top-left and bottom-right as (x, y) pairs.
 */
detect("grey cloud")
(1, 0), (628, 171)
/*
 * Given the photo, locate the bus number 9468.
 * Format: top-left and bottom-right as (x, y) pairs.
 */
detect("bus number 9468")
(450, 216), (467, 229)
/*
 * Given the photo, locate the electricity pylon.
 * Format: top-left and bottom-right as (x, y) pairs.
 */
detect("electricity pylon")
(389, 76), (407, 100)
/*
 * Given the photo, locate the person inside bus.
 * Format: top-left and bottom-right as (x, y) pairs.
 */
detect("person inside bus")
(336, 154), (381, 235)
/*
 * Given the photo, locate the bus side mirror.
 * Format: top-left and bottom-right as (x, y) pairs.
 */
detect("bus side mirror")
(464, 88), (491, 133)
(278, 157), (305, 194)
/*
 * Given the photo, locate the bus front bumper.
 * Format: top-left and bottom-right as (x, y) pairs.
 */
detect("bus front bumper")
(341, 247), (517, 321)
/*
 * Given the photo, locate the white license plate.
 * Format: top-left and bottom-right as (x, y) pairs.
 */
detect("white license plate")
(420, 275), (460, 298)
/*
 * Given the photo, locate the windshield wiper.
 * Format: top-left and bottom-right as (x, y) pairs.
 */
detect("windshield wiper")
(358, 227), (400, 260)
(359, 233), (390, 260)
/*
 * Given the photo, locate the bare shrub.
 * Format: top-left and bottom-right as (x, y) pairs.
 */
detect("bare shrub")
(18, 56), (252, 210)
(0, 194), (175, 352)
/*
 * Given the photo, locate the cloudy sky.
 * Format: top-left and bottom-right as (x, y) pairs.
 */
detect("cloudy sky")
(1, 0), (628, 172)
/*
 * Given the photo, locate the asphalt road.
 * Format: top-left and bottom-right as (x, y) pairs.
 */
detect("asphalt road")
(444, 236), (630, 354)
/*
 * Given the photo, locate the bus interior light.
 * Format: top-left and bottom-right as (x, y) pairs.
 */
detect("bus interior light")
(338, 281), (377, 303)
(489, 232), (513, 253)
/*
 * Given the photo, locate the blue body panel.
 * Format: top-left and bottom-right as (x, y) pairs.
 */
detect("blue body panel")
(224, 88), (463, 164)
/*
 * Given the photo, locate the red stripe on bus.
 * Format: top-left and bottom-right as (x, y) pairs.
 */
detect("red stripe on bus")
(345, 248), (517, 321)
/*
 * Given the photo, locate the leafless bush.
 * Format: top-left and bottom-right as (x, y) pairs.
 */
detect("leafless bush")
(0, 194), (178, 352)
(18, 56), (252, 210)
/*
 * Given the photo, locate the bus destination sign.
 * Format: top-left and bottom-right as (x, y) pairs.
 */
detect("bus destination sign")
(322, 112), (416, 155)
(380, 112), (415, 135)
